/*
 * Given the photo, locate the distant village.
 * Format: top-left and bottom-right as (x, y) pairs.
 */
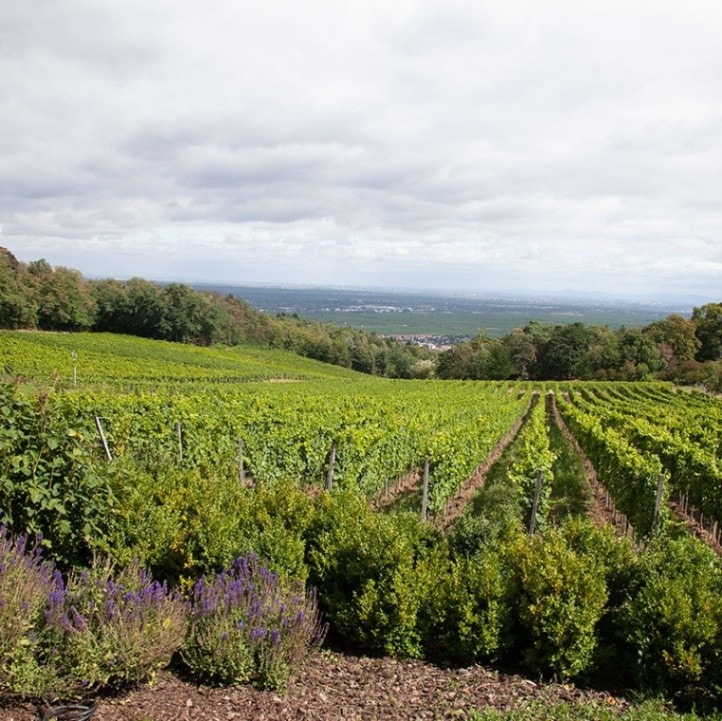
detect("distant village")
(391, 334), (467, 351)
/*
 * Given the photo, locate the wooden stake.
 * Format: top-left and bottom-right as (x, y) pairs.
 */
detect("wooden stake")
(176, 422), (183, 463)
(94, 416), (112, 462)
(529, 469), (543, 535)
(237, 438), (245, 484)
(421, 457), (430, 521)
(652, 473), (665, 529)
(326, 440), (337, 490)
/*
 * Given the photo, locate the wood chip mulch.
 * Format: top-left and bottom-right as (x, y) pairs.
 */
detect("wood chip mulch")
(0, 652), (630, 721)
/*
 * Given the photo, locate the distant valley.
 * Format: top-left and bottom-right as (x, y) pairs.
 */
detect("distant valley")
(193, 284), (689, 338)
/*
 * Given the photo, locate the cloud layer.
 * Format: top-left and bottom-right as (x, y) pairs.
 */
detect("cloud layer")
(2, 0), (722, 299)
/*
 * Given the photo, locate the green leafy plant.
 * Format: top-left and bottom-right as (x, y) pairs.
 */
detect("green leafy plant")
(0, 381), (116, 567)
(1, 527), (187, 700)
(619, 533), (722, 704)
(513, 527), (608, 679)
(42, 557), (188, 697)
(307, 490), (441, 658)
(423, 550), (514, 664)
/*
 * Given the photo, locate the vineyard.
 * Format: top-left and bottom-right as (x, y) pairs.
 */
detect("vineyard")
(2, 331), (722, 715)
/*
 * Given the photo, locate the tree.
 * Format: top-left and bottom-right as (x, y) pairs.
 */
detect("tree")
(481, 342), (513, 380)
(502, 329), (537, 379)
(90, 279), (131, 333)
(580, 326), (621, 378)
(537, 323), (595, 380)
(124, 278), (166, 338)
(617, 327), (664, 379)
(692, 303), (722, 362)
(159, 283), (205, 343)
(0, 248), (36, 328)
(646, 315), (700, 369)
(350, 340), (377, 374)
(30, 263), (95, 331)
(436, 342), (474, 379)
(410, 359), (434, 379)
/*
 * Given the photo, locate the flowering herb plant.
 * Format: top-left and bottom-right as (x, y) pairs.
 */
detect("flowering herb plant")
(182, 552), (327, 690)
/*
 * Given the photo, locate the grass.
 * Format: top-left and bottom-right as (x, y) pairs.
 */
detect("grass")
(468, 698), (711, 720)
(546, 412), (592, 522)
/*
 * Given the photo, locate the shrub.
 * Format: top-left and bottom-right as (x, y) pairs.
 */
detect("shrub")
(513, 528), (608, 679)
(0, 382), (117, 568)
(619, 533), (722, 703)
(306, 490), (440, 658)
(423, 550), (514, 664)
(106, 463), (312, 585)
(182, 553), (326, 690)
(554, 517), (641, 685)
(448, 492), (524, 559)
(1, 528), (187, 700)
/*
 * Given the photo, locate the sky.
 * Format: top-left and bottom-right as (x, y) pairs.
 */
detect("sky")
(2, 0), (722, 302)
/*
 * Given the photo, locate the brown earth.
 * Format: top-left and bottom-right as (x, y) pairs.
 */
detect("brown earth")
(372, 469), (422, 510)
(0, 652), (630, 721)
(547, 394), (631, 538)
(668, 497), (722, 557)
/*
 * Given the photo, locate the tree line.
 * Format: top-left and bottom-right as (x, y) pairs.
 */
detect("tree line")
(2, 246), (721, 387)
(0, 247), (431, 378)
(436, 308), (722, 390)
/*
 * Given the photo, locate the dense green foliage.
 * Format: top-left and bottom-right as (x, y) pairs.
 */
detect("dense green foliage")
(182, 553), (326, 689)
(0, 531), (187, 699)
(2, 333), (722, 711)
(560, 383), (722, 533)
(437, 314), (722, 389)
(0, 529), (323, 698)
(0, 381), (116, 567)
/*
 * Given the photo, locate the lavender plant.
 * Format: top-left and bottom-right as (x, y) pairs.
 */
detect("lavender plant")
(0, 526), (59, 696)
(182, 553), (326, 690)
(43, 557), (188, 696)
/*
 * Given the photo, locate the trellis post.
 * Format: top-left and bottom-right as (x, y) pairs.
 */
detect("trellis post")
(94, 416), (112, 462)
(326, 440), (337, 490)
(529, 469), (543, 534)
(176, 422), (183, 463)
(421, 457), (430, 521)
(238, 438), (245, 484)
(652, 472), (665, 529)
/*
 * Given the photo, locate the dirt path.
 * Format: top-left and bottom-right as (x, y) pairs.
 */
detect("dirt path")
(372, 469), (421, 510)
(668, 495), (722, 557)
(0, 652), (630, 721)
(548, 394), (632, 539)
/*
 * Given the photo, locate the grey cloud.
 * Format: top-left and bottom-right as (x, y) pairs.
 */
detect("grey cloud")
(2, 0), (722, 297)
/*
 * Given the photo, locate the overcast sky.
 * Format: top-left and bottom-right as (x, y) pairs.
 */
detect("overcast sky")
(2, 1), (722, 301)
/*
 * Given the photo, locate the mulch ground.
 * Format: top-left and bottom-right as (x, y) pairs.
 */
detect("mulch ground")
(0, 652), (630, 721)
